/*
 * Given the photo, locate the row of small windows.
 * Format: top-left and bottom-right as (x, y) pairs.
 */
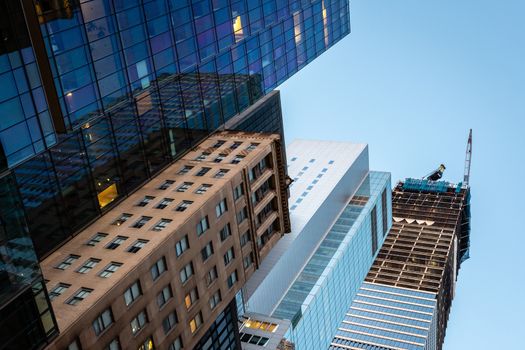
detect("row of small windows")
(56, 255), (123, 277)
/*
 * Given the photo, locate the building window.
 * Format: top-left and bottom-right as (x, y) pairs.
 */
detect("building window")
(201, 241), (214, 261)
(196, 216), (209, 236)
(157, 285), (173, 308)
(194, 152), (209, 161)
(240, 333), (269, 346)
(381, 188), (388, 236)
(105, 338), (120, 350)
(246, 143), (259, 152)
(224, 247), (235, 266)
(230, 142), (242, 150)
(231, 155), (244, 164)
(219, 223), (231, 241)
(240, 230), (251, 247)
(56, 255), (80, 270)
(371, 206), (378, 256)
(136, 196), (155, 207)
(86, 233), (108, 246)
(214, 168), (229, 178)
(124, 281), (142, 306)
(215, 198), (228, 217)
(189, 312), (203, 333)
(106, 236), (128, 250)
(310, 159), (316, 163)
(180, 262), (194, 283)
(175, 235), (189, 257)
(66, 288), (92, 305)
(168, 337), (183, 350)
(233, 183), (244, 200)
(214, 154), (226, 163)
(162, 310), (178, 334)
(138, 336), (154, 350)
(178, 165), (193, 174)
(49, 283), (71, 300)
(155, 198), (173, 209)
(77, 258), (100, 274)
(99, 262), (122, 278)
(209, 290), (221, 310)
(236, 207), (248, 224)
(93, 308), (113, 336)
(158, 179), (175, 190)
(112, 213), (132, 226)
(127, 239), (148, 253)
(176, 200), (193, 212)
(184, 287), (199, 309)
(195, 167), (211, 176)
(195, 184), (212, 194)
(212, 140), (225, 148)
(132, 216), (152, 228)
(243, 253), (254, 269)
(151, 257), (167, 281)
(152, 219), (172, 231)
(177, 182), (193, 192)
(206, 266), (218, 286)
(227, 270), (238, 288)
(67, 340), (81, 350)
(130, 310), (148, 335)
(321, 168), (328, 173)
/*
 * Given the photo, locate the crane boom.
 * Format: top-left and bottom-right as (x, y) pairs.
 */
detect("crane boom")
(463, 129), (472, 186)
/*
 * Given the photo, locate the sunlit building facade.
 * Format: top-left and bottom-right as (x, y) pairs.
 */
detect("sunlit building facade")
(242, 141), (392, 350)
(330, 179), (471, 350)
(0, 1), (350, 349)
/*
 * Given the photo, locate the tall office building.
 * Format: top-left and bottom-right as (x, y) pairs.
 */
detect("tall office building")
(37, 131), (290, 350)
(330, 179), (471, 350)
(241, 140), (392, 350)
(0, 1), (351, 349)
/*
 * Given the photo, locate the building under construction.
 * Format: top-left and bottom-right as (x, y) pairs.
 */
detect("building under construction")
(330, 132), (472, 350)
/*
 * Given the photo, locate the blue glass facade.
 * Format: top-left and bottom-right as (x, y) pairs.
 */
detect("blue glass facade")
(272, 172), (391, 350)
(330, 282), (437, 350)
(0, 0), (351, 260)
(0, 0), (56, 171)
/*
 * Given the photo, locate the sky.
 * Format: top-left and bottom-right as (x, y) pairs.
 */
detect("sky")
(278, 0), (525, 348)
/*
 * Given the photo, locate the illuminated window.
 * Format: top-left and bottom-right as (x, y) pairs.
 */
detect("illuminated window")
(233, 15), (244, 42)
(189, 312), (203, 333)
(97, 183), (118, 208)
(184, 287), (199, 309)
(137, 336), (154, 350)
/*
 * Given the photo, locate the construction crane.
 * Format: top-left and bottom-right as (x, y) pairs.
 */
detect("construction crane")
(424, 164), (446, 181)
(463, 129), (472, 186)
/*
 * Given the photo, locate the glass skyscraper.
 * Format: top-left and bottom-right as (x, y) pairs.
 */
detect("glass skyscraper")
(330, 179), (471, 350)
(0, 1), (351, 349)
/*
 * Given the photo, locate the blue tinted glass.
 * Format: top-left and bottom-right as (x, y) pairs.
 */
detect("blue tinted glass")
(0, 72), (18, 102)
(0, 98), (24, 129)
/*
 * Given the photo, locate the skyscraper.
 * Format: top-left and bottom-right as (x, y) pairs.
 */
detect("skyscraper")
(330, 178), (471, 350)
(0, 1), (351, 349)
(241, 140), (392, 350)
(39, 131), (290, 350)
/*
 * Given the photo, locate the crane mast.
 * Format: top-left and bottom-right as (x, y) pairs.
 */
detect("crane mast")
(463, 129), (472, 186)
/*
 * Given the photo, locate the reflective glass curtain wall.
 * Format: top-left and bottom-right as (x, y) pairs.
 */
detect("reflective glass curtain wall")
(9, 0), (350, 259)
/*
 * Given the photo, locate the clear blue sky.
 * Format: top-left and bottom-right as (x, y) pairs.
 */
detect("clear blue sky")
(278, 1), (525, 348)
